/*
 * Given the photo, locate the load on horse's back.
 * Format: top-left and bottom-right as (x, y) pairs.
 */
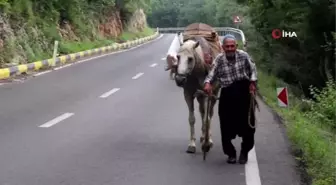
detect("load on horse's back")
(170, 23), (222, 155)
(182, 22), (222, 58)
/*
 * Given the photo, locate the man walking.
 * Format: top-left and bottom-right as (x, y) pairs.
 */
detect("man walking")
(164, 32), (183, 79)
(165, 32), (183, 71)
(203, 34), (257, 164)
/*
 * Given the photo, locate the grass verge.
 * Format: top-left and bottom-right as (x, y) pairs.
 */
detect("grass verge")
(257, 71), (336, 185)
(58, 27), (155, 56)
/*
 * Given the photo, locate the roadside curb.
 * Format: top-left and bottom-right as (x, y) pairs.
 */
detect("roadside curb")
(0, 31), (160, 80)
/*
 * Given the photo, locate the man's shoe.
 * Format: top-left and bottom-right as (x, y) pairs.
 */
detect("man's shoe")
(239, 152), (248, 164)
(226, 156), (236, 164)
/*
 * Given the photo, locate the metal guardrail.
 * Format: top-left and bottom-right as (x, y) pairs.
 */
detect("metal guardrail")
(156, 27), (246, 49)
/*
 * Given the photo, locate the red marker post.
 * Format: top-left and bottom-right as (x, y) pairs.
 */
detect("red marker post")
(233, 16), (242, 29)
(277, 87), (289, 107)
(233, 16), (241, 23)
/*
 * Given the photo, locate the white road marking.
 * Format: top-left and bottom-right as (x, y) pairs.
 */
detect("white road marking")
(29, 34), (164, 78)
(245, 147), (262, 185)
(100, 88), (120, 98)
(150, 63), (157, 67)
(54, 63), (72, 70)
(0, 82), (13, 86)
(39, 113), (74, 128)
(132, 73), (144, 79)
(33, 70), (52, 77)
(161, 57), (166, 60)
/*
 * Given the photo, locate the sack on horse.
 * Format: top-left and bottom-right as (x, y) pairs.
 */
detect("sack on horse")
(181, 22), (222, 68)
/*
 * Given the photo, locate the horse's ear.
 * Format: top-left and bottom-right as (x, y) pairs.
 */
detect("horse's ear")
(193, 41), (200, 49)
(179, 39), (183, 46)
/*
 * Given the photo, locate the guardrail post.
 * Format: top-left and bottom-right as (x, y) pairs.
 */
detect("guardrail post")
(52, 40), (59, 67)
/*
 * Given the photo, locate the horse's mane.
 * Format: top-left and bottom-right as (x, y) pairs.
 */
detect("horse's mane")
(179, 36), (210, 74)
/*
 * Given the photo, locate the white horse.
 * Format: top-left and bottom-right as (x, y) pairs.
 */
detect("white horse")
(174, 36), (221, 153)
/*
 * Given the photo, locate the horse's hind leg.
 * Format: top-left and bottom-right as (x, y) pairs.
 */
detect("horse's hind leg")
(184, 90), (196, 153)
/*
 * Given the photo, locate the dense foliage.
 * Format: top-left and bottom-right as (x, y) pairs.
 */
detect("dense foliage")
(147, 0), (335, 96)
(0, 0), (152, 66)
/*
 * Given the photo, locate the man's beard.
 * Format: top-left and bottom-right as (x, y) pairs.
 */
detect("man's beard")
(226, 52), (235, 60)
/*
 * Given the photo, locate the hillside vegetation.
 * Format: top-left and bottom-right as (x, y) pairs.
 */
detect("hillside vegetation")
(147, 0), (336, 184)
(0, 0), (153, 68)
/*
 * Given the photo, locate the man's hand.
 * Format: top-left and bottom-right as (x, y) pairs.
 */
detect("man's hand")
(204, 82), (212, 95)
(249, 81), (256, 96)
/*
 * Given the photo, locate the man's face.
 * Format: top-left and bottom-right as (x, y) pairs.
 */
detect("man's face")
(222, 39), (237, 58)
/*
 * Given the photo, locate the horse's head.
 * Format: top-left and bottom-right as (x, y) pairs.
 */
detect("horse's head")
(175, 39), (200, 87)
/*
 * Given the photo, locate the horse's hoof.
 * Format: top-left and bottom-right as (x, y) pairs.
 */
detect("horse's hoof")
(202, 141), (213, 153)
(201, 144), (211, 153)
(200, 137), (204, 143)
(186, 145), (196, 153)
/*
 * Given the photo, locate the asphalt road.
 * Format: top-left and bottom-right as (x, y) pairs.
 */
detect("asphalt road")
(0, 34), (301, 185)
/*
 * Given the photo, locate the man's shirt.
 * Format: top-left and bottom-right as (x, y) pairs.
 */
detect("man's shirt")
(204, 49), (257, 88)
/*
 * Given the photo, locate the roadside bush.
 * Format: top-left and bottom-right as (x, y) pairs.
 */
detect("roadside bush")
(305, 77), (336, 130)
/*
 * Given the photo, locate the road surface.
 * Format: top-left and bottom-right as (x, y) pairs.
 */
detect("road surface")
(0, 34), (301, 185)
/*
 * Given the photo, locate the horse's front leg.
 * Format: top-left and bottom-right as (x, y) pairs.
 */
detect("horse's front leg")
(184, 90), (196, 153)
(207, 96), (217, 147)
(199, 96), (214, 148)
(207, 86), (220, 145)
(197, 96), (206, 143)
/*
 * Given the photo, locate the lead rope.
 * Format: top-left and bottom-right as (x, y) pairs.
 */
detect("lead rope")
(248, 93), (259, 129)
